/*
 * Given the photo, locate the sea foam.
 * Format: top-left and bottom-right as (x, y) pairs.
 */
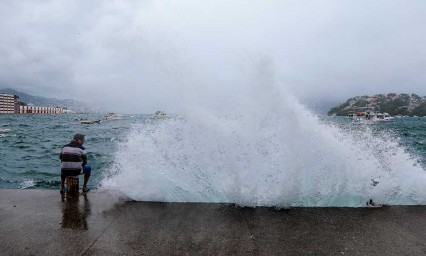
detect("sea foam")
(102, 91), (426, 207)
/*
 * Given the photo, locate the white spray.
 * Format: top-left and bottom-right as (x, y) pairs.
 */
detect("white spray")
(102, 59), (426, 207)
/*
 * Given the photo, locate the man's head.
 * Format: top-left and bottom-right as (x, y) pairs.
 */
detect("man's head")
(73, 133), (85, 145)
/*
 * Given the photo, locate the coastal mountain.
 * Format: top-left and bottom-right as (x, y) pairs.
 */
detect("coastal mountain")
(0, 88), (93, 113)
(328, 93), (426, 117)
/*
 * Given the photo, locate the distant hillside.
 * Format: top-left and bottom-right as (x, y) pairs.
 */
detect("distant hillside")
(300, 98), (341, 115)
(0, 88), (93, 113)
(328, 93), (426, 117)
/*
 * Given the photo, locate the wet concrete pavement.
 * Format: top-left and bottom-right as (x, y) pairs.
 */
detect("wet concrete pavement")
(0, 189), (425, 255)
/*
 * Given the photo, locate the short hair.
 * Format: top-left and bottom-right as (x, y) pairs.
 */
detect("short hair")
(73, 133), (85, 140)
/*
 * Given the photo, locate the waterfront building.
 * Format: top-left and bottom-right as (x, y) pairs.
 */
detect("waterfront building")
(19, 106), (64, 114)
(1, 92), (67, 114)
(0, 93), (19, 114)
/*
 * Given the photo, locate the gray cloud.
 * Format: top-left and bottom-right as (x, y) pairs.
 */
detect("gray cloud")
(1, 0), (426, 113)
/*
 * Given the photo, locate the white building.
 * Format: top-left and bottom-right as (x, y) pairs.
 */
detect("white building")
(1, 92), (66, 114)
(19, 106), (65, 114)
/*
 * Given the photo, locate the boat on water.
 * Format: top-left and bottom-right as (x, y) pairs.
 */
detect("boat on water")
(348, 107), (394, 123)
(375, 112), (393, 121)
(152, 111), (168, 119)
(105, 113), (122, 120)
(81, 119), (101, 124)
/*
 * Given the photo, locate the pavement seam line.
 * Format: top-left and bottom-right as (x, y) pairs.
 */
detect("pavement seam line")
(81, 208), (122, 256)
(242, 210), (260, 255)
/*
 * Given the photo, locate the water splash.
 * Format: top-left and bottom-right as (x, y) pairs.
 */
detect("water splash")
(102, 56), (426, 207)
(19, 179), (36, 189)
(102, 93), (426, 207)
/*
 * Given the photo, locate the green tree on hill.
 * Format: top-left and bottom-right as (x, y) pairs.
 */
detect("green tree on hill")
(380, 99), (408, 115)
(412, 103), (426, 116)
(353, 99), (369, 107)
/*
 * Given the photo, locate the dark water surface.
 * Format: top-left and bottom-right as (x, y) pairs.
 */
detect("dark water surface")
(0, 114), (148, 189)
(1, 114), (425, 190)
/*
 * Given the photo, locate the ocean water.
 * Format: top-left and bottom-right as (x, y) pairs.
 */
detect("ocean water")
(0, 114), (140, 189)
(1, 110), (426, 207)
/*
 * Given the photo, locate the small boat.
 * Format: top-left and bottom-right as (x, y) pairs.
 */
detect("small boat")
(363, 110), (394, 121)
(349, 105), (394, 122)
(375, 112), (394, 121)
(81, 120), (101, 124)
(152, 111), (168, 119)
(105, 113), (122, 120)
(348, 111), (364, 122)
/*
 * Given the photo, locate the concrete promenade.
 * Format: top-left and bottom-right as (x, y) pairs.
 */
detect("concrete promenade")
(0, 189), (425, 256)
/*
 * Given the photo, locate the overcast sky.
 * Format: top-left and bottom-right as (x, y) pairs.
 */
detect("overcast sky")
(1, 0), (426, 113)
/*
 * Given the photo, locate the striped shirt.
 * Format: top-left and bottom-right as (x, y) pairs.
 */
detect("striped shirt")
(60, 142), (87, 176)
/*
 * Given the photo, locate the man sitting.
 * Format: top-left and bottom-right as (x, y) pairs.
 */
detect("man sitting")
(59, 133), (91, 193)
